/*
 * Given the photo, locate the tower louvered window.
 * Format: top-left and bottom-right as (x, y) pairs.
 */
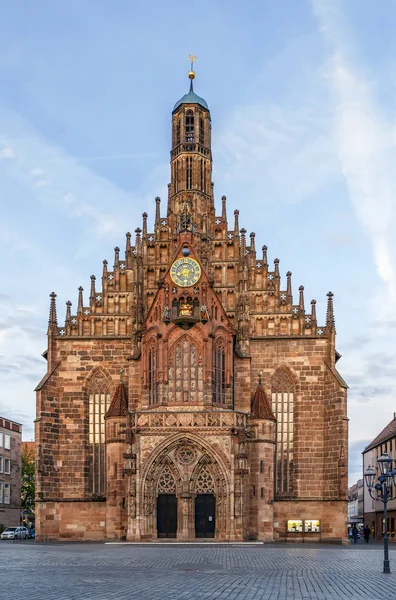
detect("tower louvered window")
(148, 342), (158, 405)
(212, 341), (226, 404)
(88, 378), (110, 494)
(271, 369), (294, 495)
(185, 110), (194, 142)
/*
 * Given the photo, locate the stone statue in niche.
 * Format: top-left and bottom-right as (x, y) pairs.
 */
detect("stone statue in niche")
(162, 305), (171, 321)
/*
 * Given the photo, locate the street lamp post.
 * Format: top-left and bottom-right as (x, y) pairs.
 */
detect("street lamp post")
(364, 453), (396, 574)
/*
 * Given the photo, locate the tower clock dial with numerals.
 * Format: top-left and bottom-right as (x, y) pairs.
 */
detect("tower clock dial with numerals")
(170, 257), (201, 288)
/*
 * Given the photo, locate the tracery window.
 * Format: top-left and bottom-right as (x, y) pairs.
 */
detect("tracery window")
(212, 341), (226, 404)
(168, 336), (203, 404)
(148, 341), (158, 405)
(88, 374), (111, 494)
(158, 465), (176, 494)
(185, 110), (194, 142)
(196, 465), (215, 494)
(271, 368), (294, 495)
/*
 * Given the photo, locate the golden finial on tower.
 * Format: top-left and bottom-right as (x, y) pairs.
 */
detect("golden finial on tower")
(188, 54), (197, 83)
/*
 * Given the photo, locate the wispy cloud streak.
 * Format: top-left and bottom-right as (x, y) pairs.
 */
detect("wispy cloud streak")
(312, 0), (396, 297)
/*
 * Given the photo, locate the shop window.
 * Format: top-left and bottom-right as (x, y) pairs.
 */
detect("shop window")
(287, 520), (303, 533)
(304, 520), (320, 533)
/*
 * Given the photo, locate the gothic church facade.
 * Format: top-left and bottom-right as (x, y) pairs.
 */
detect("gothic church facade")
(35, 70), (348, 542)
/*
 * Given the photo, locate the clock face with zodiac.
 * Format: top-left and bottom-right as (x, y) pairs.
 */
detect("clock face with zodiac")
(170, 257), (201, 288)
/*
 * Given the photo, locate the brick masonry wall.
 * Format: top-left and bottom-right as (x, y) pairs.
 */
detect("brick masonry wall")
(36, 501), (106, 540)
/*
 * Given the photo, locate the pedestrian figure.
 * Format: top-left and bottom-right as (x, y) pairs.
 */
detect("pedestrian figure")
(363, 525), (370, 543)
(352, 524), (358, 543)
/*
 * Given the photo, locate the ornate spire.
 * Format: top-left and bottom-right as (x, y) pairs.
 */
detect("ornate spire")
(142, 212), (148, 239)
(299, 285), (305, 312)
(286, 271), (292, 299)
(234, 210), (239, 235)
(48, 292), (58, 332)
(311, 299), (317, 324)
(125, 233), (131, 268)
(155, 197), (161, 229)
(77, 287), (84, 315)
(326, 291), (335, 331)
(240, 228), (246, 257)
(90, 275), (96, 308)
(135, 228), (142, 256)
(250, 232), (256, 257)
(114, 247), (120, 269)
(102, 259), (108, 280)
(274, 258), (280, 278)
(222, 195), (227, 222)
(65, 300), (71, 323)
(262, 245), (268, 266)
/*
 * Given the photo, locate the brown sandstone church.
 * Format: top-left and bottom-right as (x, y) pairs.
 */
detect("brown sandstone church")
(35, 67), (348, 542)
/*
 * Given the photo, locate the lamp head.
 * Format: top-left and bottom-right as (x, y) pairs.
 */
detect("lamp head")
(364, 465), (376, 490)
(378, 453), (393, 475)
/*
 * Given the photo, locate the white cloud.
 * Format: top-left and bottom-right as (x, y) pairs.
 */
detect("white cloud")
(29, 168), (44, 177)
(311, 0), (396, 299)
(0, 147), (14, 160)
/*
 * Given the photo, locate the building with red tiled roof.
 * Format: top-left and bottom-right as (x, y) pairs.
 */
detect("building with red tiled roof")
(363, 414), (396, 540)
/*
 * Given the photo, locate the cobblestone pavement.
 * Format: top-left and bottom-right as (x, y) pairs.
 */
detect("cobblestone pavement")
(1, 540), (396, 600)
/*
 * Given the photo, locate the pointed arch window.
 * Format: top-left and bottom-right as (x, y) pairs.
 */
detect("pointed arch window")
(199, 117), (204, 145)
(185, 110), (194, 142)
(212, 340), (226, 404)
(88, 374), (111, 494)
(271, 369), (294, 495)
(176, 118), (181, 145)
(168, 336), (203, 404)
(186, 156), (193, 190)
(148, 341), (158, 405)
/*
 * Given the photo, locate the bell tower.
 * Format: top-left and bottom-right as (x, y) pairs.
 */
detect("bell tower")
(168, 56), (215, 235)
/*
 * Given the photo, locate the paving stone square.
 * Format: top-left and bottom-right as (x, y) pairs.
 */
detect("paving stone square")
(1, 541), (395, 599)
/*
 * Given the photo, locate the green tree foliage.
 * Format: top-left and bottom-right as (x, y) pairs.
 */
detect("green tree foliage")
(21, 444), (35, 511)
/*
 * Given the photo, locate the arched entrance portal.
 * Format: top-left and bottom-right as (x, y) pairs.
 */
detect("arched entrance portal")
(140, 436), (230, 540)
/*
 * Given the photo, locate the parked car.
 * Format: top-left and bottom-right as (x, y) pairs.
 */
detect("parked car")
(1, 526), (29, 540)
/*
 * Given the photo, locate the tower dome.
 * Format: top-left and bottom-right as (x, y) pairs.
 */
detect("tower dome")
(173, 63), (209, 112)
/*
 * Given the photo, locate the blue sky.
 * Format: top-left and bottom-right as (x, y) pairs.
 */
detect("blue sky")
(0, 0), (395, 484)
